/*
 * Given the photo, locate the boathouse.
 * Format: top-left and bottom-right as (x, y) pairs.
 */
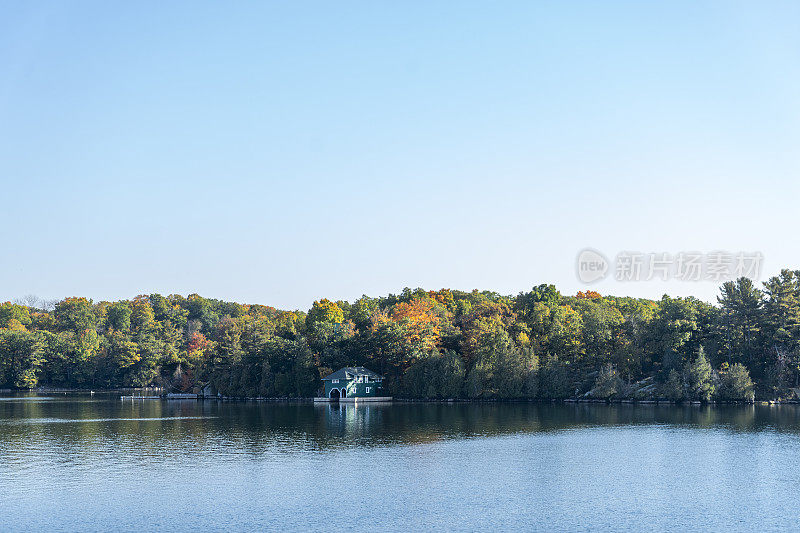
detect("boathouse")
(321, 367), (384, 399)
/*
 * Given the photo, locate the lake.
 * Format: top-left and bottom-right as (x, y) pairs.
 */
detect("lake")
(2, 394), (800, 532)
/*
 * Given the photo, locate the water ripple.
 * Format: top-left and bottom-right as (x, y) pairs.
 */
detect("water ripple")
(0, 416), (217, 425)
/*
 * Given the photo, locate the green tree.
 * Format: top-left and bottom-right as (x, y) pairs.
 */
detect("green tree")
(546, 305), (584, 365)
(574, 297), (624, 369)
(106, 302), (132, 332)
(591, 364), (621, 399)
(0, 330), (46, 388)
(687, 347), (716, 401)
(130, 296), (156, 333)
(717, 277), (764, 371)
(717, 363), (755, 401)
(0, 303), (32, 329)
(401, 350), (465, 399)
(208, 317), (244, 394)
(54, 298), (97, 333)
(538, 355), (573, 399)
(660, 369), (685, 401)
(761, 270), (800, 391)
(306, 299), (344, 331)
(646, 296), (706, 375)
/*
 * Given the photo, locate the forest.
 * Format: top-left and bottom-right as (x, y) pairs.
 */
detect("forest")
(2, 269), (800, 402)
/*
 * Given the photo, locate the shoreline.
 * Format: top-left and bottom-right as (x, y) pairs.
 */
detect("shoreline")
(1, 388), (795, 405)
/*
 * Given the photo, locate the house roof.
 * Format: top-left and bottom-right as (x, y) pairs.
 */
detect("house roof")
(322, 367), (382, 380)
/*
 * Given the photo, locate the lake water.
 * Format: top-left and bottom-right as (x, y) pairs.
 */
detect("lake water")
(2, 395), (800, 532)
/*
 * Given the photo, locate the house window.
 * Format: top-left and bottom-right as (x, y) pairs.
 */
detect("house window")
(332, 379), (339, 384)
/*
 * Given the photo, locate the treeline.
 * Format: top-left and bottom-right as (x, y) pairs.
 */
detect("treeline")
(3, 269), (800, 401)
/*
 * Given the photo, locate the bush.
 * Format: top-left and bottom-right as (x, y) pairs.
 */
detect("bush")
(717, 363), (755, 401)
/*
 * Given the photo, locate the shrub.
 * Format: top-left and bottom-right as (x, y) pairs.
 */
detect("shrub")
(717, 363), (755, 401)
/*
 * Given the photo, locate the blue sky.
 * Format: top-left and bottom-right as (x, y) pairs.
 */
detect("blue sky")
(2, 1), (800, 309)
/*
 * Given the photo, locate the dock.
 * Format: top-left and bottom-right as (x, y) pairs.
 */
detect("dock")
(121, 393), (199, 400)
(120, 395), (162, 400)
(313, 396), (393, 403)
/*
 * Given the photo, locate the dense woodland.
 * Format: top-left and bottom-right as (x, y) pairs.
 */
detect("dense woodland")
(4, 269), (800, 401)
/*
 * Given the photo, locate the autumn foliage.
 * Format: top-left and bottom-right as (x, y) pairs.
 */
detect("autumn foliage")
(576, 291), (602, 299)
(0, 273), (797, 401)
(391, 298), (442, 352)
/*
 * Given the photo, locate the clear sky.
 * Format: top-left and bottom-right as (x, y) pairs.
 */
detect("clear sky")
(2, 1), (800, 310)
